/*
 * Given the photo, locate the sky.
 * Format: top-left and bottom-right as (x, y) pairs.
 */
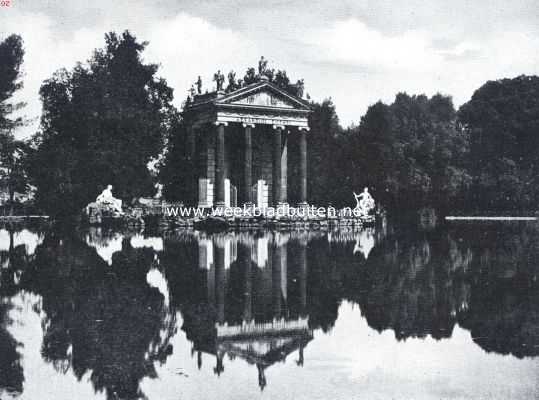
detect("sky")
(1, 0), (538, 138)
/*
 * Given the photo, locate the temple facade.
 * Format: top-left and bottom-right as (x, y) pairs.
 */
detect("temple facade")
(182, 76), (311, 208)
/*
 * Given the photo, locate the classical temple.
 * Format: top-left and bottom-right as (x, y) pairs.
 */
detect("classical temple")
(182, 76), (311, 208)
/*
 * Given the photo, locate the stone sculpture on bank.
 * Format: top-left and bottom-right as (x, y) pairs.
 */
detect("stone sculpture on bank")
(354, 188), (375, 218)
(96, 185), (123, 214)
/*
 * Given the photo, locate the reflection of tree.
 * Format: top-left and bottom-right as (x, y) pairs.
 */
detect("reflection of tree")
(456, 223), (539, 358)
(0, 301), (24, 397)
(355, 231), (471, 340)
(350, 222), (539, 358)
(23, 233), (175, 400)
(0, 226), (34, 398)
(0, 226), (35, 296)
(304, 237), (343, 333)
(459, 278), (539, 358)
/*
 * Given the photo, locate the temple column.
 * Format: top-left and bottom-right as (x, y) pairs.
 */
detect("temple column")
(186, 125), (196, 205)
(299, 127), (309, 206)
(214, 122), (227, 208)
(272, 125), (287, 205)
(281, 130), (288, 204)
(272, 125), (282, 206)
(243, 123), (254, 205)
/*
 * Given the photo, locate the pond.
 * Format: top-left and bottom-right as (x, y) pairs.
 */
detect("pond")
(0, 222), (538, 399)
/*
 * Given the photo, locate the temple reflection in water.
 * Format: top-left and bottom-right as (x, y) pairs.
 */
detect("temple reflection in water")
(177, 231), (320, 389)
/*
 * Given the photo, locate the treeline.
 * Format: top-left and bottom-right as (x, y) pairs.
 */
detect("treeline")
(307, 94), (472, 212)
(306, 75), (539, 214)
(1, 31), (539, 217)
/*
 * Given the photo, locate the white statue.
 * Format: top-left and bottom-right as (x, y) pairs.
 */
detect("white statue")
(96, 185), (123, 214)
(353, 187), (375, 217)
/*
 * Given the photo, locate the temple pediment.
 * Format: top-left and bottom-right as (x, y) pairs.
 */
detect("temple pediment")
(217, 82), (310, 112)
(227, 90), (295, 108)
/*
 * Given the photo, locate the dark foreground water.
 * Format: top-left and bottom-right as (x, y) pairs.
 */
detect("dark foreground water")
(0, 221), (538, 400)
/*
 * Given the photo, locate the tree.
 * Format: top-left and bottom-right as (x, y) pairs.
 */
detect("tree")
(157, 119), (189, 202)
(30, 31), (178, 217)
(458, 75), (539, 212)
(0, 34), (25, 133)
(0, 34), (30, 214)
(307, 99), (349, 206)
(0, 135), (30, 210)
(354, 93), (471, 212)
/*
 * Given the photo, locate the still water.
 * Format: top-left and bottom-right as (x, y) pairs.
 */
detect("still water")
(0, 222), (538, 400)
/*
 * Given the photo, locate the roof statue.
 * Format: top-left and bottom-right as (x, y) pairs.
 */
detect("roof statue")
(295, 79), (305, 98)
(227, 70), (237, 92)
(258, 56), (268, 75)
(196, 75), (202, 94)
(213, 70), (225, 91)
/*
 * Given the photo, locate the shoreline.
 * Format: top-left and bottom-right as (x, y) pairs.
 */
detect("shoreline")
(0, 215), (50, 220)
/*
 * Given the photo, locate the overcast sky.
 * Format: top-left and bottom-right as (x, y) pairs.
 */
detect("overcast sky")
(2, 0), (538, 138)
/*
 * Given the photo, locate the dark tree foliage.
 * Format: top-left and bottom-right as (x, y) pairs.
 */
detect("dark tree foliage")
(458, 75), (539, 212)
(352, 93), (471, 212)
(305, 93), (471, 211)
(0, 34), (25, 132)
(30, 31), (178, 217)
(0, 34), (30, 212)
(158, 119), (189, 202)
(0, 135), (31, 208)
(306, 99), (350, 206)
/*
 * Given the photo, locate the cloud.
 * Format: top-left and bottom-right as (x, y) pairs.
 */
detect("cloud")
(1, 10), (257, 138)
(302, 19), (482, 71)
(295, 18), (539, 125)
(2, 12), (106, 138)
(1, 5), (538, 134)
(144, 13), (258, 107)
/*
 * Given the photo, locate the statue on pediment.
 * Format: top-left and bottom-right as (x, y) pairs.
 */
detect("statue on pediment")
(196, 76), (202, 94)
(258, 56), (268, 75)
(226, 70), (237, 92)
(213, 70), (225, 91)
(295, 79), (305, 98)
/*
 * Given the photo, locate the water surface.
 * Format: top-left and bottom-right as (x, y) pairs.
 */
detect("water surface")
(0, 222), (537, 399)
